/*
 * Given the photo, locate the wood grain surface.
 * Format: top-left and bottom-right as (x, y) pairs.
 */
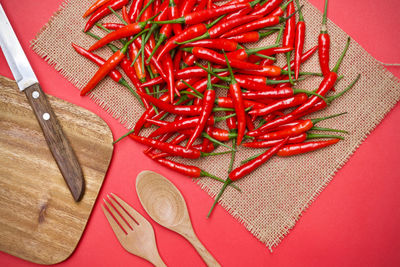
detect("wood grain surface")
(0, 75), (114, 264)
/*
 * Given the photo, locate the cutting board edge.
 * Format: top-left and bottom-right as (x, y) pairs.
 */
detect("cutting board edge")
(0, 75), (115, 265)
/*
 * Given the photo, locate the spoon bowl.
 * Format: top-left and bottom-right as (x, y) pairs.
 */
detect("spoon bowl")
(136, 171), (221, 267)
(136, 170), (186, 229)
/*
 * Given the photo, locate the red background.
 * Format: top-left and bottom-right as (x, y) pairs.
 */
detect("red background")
(1, 0), (400, 266)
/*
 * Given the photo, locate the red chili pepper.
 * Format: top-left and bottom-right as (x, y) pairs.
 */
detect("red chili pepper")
(136, 90), (202, 115)
(140, 66), (212, 87)
(225, 111), (237, 131)
(134, 93), (171, 134)
(156, 23), (208, 61)
(128, 0), (144, 22)
(100, 22), (125, 30)
(250, 0), (283, 16)
(121, 5), (131, 23)
(169, 0), (183, 35)
(83, 0), (113, 18)
(216, 97), (267, 110)
(223, 52), (246, 145)
(146, 24), (173, 63)
(163, 52), (179, 102)
(185, 72), (229, 97)
(248, 40), (350, 137)
(282, 1), (296, 84)
(139, 0), (155, 23)
(244, 133), (307, 148)
(180, 14), (261, 43)
(220, 13), (286, 38)
(238, 63), (288, 77)
(248, 93), (308, 117)
(149, 155), (230, 185)
(180, 0), (197, 17)
(260, 58), (274, 66)
(319, 0), (330, 76)
(294, 0), (305, 80)
(80, 38), (133, 96)
(182, 39), (239, 52)
(291, 37), (350, 116)
(282, 45), (318, 71)
(154, 3), (250, 25)
(241, 87), (307, 100)
(143, 129), (178, 155)
(224, 91), (238, 131)
(247, 46), (293, 63)
(192, 0), (207, 12)
(226, 30), (277, 43)
(134, 37), (169, 82)
(182, 47), (262, 70)
(130, 135), (202, 158)
(72, 43), (122, 82)
(129, 42), (146, 81)
(248, 113), (300, 136)
(245, 113), (255, 131)
(183, 53), (197, 66)
(257, 119), (313, 140)
(224, 44), (281, 62)
(154, 2), (170, 22)
(84, 0), (128, 32)
(186, 71), (216, 148)
(88, 21), (148, 51)
(173, 49), (183, 71)
(234, 75), (302, 91)
(269, 1), (288, 17)
(176, 77), (201, 90)
(154, 0), (161, 15)
(303, 74), (360, 116)
(229, 136), (288, 181)
(277, 138), (340, 157)
(148, 116), (214, 137)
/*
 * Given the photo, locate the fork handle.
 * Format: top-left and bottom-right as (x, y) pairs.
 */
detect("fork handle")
(183, 230), (221, 267)
(149, 251), (167, 267)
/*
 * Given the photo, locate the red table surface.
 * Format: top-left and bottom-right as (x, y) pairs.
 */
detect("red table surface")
(0, 0), (399, 266)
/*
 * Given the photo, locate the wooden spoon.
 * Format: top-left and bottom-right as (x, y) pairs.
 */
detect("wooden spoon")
(136, 171), (221, 267)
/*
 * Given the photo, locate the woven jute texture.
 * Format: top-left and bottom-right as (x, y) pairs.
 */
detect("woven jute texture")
(31, 0), (400, 251)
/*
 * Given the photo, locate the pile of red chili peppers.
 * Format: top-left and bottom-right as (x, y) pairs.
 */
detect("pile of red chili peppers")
(75, 0), (361, 217)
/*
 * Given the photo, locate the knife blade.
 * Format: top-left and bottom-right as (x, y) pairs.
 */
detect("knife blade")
(0, 4), (85, 201)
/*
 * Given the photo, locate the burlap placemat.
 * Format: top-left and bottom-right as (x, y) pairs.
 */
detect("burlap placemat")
(31, 0), (400, 251)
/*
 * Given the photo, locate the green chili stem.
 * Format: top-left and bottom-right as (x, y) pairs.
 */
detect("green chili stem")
(181, 80), (204, 98)
(200, 171), (240, 191)
(113, 129), (134, 144)
(108, 6), (128, 25)
(201, 150), (235, 157)
(311, 126), (349, 134)
(207, 179), (232, 218)
(327, 74), (361, 103)
(241, 152), (262, 165)
(119, 79), (144, 106)
(202, 133), (236, 151)
(136, 0), (156, 22)
(311, 112), (347, 125)
(307, 133), (344, 140)
(332, 37), (351, 73)
(322, 0), (328, 28)
(228, 137), (237, 173)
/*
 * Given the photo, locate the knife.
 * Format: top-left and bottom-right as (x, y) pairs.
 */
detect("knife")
(0, 4), (84, 201)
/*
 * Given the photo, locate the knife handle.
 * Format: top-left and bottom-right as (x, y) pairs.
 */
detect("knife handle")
(24, 83), (84, 201)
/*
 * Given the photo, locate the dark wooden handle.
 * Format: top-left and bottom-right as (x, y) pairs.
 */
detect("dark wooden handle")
(24, 83), (84, 201)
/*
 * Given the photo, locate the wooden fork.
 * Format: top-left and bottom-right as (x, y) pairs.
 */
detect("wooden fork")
(102, 193), (166, 267)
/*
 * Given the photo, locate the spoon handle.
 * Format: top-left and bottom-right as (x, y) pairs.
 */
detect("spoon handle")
(184, 230), (221, 267)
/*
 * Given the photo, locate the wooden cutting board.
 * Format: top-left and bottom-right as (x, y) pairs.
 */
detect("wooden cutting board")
(0, 75), (114, 264)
